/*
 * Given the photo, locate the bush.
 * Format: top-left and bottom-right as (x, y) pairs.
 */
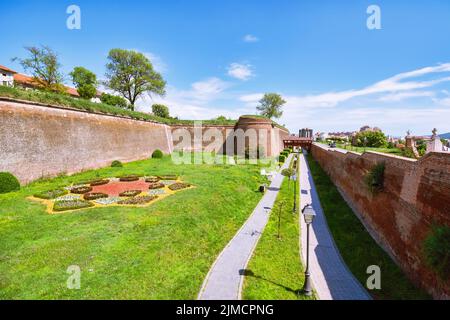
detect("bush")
(281, 168), (294, 178)
(99, 93), (130, 109)
(364, 162), (385, 194)
(354, 131), (387, 148)
(424, 226), (450, 279)
(152, 149), (164, 159)
(53, 199), (94, 212)
(145, 177), (160, 183)
(279, 155), (286, 163)
(111, 160), (123, 168)
(152, 104), (170, 118)
(34, 189), (68, 199)
(402, 148), (416, 159)
(0, 172), (20, 194)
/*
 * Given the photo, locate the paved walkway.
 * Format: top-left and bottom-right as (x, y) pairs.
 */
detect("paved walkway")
(299, 152), (371, 300)
(198, 154), (294, 300)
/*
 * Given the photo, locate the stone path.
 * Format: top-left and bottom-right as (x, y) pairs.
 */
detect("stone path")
(198, 154), (294, 300)
(299, 152), (371, 300)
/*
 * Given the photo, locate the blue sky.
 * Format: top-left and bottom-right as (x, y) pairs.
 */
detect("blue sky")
(1, 0), (450, 136)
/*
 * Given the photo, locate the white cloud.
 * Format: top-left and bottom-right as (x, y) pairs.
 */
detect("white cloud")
(227, 63), (254, 81)
(379, 91), (435, 102)
(243, 34), (259, 43)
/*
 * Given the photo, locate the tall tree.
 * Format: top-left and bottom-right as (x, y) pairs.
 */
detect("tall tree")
(70, 66), (98, 99)
(256, 93), (286, 119)
(104, 49), (166, 109)
(15, 45), (65, 92)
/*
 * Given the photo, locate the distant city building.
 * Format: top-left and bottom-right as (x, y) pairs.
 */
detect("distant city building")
(314, 132), (328, 141)
(359, 125), (382, 133)
(299, 128), (313, 138)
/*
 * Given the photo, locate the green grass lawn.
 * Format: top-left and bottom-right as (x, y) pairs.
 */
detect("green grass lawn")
(0, 156), (268, 299)
(335, 143), (403, 156)
(242, 157), (313, 300)
(306, 154), (431, 300)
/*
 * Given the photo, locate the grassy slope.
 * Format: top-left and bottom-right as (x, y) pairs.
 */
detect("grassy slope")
(335, 143), (403, 156)
(306, 154), (430, 300)
(0, 86), (236, 126)
(0, 156), (267, 299)
(243, 157), (312, 300)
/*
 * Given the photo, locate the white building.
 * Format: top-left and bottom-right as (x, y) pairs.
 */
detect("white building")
(0, 65), (16, 87)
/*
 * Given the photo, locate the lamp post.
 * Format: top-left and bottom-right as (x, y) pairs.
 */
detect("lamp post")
(302, 204), (316, 296)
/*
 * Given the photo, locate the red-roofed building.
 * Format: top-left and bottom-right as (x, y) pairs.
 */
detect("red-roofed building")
(0, 65), (17, 87)
(1, 64), (102, 101)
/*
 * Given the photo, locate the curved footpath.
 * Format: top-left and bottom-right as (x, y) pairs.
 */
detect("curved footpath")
(299, 152), (371, 300)
(198, 154), (294, 300)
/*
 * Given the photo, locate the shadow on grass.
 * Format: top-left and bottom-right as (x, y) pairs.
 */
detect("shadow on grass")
(240, 269), (305, 296)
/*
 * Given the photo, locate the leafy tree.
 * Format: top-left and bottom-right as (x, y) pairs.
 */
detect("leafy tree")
(354, 131), (387, 148)
(70, 66), (98, 99)
(256, 93), (286, 119)
(15, 45), (65, 93)
(100, 93), (129, 109)
(152, 104), (170, 118)
(104, 49), (166, 109)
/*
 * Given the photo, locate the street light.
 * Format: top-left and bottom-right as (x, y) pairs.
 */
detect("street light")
(302, 204), (316, 296)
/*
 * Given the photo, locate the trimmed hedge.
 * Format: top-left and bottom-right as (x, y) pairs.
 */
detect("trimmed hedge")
(118, 195), (158, 205)
(111, 160), (123, 168)
(83, 193), (108, 201)
(279, 155), (286, 163)
(119, 175), (140, 182)
(119, 190), (142, 197)
(168, 183), (191, 191)
(0, 172), (20, 194)
(158, 175), (178, 180)
(152, 149), (164, 159)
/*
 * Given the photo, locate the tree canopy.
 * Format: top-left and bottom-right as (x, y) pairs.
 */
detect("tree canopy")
(152, 104), (170, 118)
(256, 93), (286, 119)
(354, 130), (388, 148)
(15, 45), (65, 93)
(104, 49), (166, 109)
(70, 66), (98, 99)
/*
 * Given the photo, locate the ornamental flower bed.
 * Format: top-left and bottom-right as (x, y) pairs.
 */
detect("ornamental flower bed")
(83, 193), (109, 201)
(119, 190), (142, 197)
(30, 175), (193, 213)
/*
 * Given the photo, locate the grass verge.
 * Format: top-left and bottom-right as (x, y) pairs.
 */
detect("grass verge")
(242, 156), (313, 300)
(306, 154), (430, 300)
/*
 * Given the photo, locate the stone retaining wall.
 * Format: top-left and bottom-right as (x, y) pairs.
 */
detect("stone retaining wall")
(310, 143), (450, 299)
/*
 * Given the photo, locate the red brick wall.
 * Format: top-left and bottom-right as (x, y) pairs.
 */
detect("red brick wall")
(311, 143), (450, 299)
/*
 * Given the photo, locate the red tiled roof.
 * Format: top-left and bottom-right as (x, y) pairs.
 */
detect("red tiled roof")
(13, 73), (80, 97)
(283, 136), (312, 141)
(0, 65), (17, 74)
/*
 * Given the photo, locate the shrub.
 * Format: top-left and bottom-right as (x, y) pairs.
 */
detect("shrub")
(148, 182), (165, 190)
(424, 226), (450, 280)
(152, 149), (164, 159)
(402, 148), (416, 159)
(111, 160), (123, 168)
(168, 183), (191, 191)
(70, 186), (93, 194)
(119, 190), (142, 197)
(89, 179), (110, 186)
(354, 130), (388, 148)
(83, 193), (108, 200)
(53, 199), (94, 212)
(145, 177), (160, 183)
(152, 104), (170, 118)
(0, 172), (21, 194)
(364, 162), (385, 194)
(99, 93), (130, 109)
(281, 168), (294, 178)
(34, 189), (68, 199)
(119, 175), (140, 182)
(279, 155), (286, 163)
(118, 195), (157, 205)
